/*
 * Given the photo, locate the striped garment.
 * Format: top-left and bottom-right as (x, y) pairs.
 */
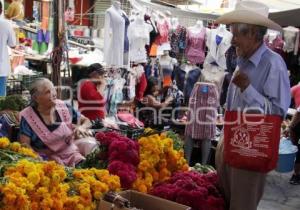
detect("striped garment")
(185, 83), (219, 140)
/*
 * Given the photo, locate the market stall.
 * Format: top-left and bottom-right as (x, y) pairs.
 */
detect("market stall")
(0, 0), (300, 209)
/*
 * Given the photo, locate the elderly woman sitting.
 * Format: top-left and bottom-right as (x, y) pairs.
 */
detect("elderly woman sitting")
(19, 78), (96, 167)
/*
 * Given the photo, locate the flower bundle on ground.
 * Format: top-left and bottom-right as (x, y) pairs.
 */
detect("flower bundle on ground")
(95, 131), (139, 189)
(150, 171), (225, 210)
(132, 133), (189, 193)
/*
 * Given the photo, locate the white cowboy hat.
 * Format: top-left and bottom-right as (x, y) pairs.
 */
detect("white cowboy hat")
(215, 1), (282, 32)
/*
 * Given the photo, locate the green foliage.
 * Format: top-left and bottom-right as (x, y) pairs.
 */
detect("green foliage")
(0, 95), (27, 111)
(166, 131), (184, 151)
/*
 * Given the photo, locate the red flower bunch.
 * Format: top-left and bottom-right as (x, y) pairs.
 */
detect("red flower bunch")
(150, 171), (225, 210)
(95, 131), (139, 189)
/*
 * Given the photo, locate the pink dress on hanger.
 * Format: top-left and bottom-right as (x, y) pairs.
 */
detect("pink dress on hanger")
(265, 35), (284, 56)
(185, 28), (206, 65)
(155, 20), (169, 45)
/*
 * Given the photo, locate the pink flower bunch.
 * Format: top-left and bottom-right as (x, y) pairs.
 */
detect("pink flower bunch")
(150, 171), (225, 210)
(95, 131), (140, 189)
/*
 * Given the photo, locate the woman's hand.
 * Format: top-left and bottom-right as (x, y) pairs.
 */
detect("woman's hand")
(74, 125), (93, 139)
(165, 96), (174, 105)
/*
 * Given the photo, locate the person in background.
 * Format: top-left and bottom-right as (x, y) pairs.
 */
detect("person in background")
(78, 63), (107, 121)
(0, 1), (16, 96)
(291, 82), (300, 108)
(215, 1), (290, 210)
(19, 78), (94, 167)
(138, 76), (173, 128)
(289, 109), (300, 185)
(5, 0), (24, 21)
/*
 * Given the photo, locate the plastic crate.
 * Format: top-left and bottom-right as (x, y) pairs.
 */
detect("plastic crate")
(6, 79), (24, 95)
(17, 71), (44, 90)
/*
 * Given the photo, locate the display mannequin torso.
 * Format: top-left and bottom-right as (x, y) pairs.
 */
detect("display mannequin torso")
(204, 24), (232, 69)
(104, 1), (127, 67)
(185, 22), (206, 65)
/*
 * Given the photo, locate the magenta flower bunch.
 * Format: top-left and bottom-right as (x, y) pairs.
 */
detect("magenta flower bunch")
(150, 171), (225, 210)
(95, 132), (139, 189)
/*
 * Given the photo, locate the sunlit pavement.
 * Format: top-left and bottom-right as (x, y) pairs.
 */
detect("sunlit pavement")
(258, 171), (300, 210)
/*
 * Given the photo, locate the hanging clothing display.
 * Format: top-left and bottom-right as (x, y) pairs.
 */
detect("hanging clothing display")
(172, 66), (201, 104)
(283, 26), (299, 56)
(104, 5), (128, 67)
(123, 14), (130, 53)
(156, 19), (169, 45)
(265, 34), (284, 56)
(144, 62), (160, 79)
(155, 19), (171, 55)
(128, 17), (152, 63)
(136, 72), (147, 102)
(129, 65), (147, 101)
(205, 26), (232, 70)
(169, 25), (187, 59)
(185, 82), (219, 140)
(201, 64), (227, 96)
(185, 27), (206, 65)
(107, 78), (126, 116)
(144, 14), (159, 55)
(160, 56), (176, 88)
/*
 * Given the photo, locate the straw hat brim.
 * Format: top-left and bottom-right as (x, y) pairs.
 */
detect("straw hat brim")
(215, 10), (282, 32)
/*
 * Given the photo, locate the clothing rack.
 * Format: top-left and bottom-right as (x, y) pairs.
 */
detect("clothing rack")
(130, 0), (217, 27)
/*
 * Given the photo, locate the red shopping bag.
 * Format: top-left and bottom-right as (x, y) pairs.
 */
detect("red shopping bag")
(223, 111), (282, 173)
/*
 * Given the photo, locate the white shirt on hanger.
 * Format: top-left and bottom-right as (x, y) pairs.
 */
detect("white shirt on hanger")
(283, 26), (299, 55)
(128, 16), (152, 63)
(205, 25), (232, 70)
(104, 3), (126, 67)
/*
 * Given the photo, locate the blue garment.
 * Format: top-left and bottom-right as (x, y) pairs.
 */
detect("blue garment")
(122, 14), (130, 53)
(172, 67), (201, 104)
(0, 76), (7, 96)
(226, 43), (290, 117)
(19, 103), (79, 150)
(144, 64), (159, 79)
(216, 35), (223, 46)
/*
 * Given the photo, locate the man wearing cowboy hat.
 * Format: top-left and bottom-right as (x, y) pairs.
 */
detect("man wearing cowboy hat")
(215, 1), (290, 210)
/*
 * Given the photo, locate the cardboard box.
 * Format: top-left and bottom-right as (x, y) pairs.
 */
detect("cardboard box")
(98, 190), (191, 210)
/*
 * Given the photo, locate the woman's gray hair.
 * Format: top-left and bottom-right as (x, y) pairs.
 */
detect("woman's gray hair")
(29, 78), (53, 107)
(232, 23), (267, 42)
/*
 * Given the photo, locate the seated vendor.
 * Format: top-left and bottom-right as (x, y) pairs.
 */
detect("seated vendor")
(19, 78), (93, 167)
(78, 63), (107, 121)
(138, 76), (173, 128)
